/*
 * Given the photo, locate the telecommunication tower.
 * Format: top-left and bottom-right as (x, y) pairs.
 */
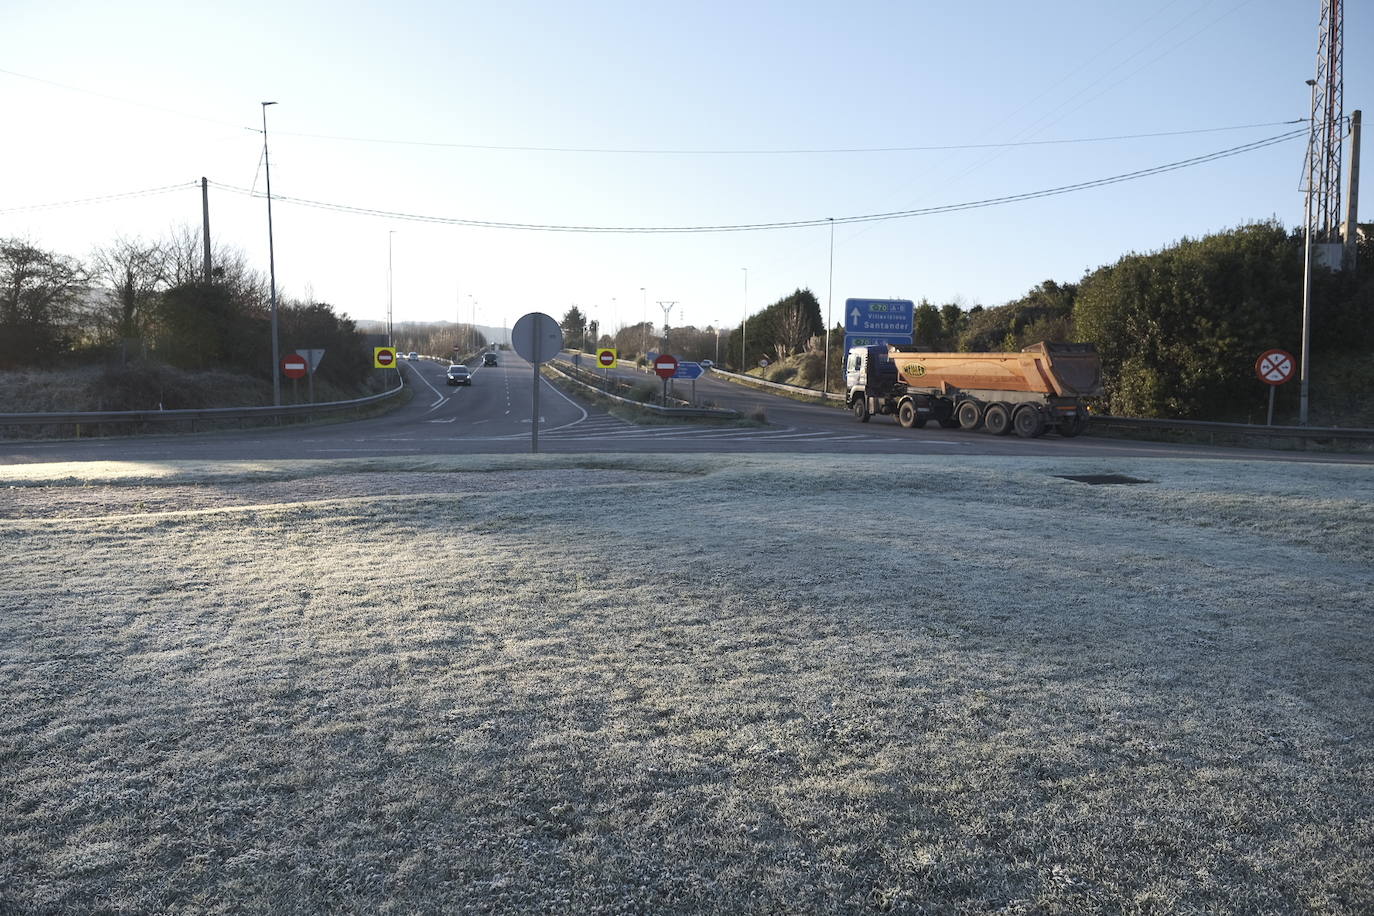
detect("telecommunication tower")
(1302, 0), (1343, 252)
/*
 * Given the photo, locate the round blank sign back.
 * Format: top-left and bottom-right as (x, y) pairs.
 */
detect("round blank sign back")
(511, 312), (564, 364)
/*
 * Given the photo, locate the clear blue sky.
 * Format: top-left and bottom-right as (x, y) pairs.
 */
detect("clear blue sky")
(3, 0), (1367, 339)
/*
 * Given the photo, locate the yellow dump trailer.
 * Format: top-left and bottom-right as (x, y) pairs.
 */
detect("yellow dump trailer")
(846, 342), (1104, 438)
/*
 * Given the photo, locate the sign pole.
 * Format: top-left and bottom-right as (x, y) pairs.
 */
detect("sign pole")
(532, 331), (541, 454)
(1267, 385), (1276, 426)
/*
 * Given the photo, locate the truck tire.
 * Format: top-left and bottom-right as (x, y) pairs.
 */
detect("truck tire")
(984, 403), (1012, 436)
(956, 400), (982, 430)
(898, 400), (923, 428)
(852, 397), (871, 422)
(1059, 415), (1087, 437)
(1013, 404), (1046, 438)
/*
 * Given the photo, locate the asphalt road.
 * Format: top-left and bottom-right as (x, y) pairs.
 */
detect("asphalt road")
(2, 354), (1368, 466)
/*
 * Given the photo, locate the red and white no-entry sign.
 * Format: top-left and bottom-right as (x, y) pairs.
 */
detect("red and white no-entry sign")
(1255, 349), (1295, 386)
(653, 354), (679, 379)
(596, 348), (617, 368)
(281, 355), (308, 379)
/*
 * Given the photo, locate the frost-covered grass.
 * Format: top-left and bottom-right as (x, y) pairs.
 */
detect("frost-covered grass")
(1, 454), (1371, 914)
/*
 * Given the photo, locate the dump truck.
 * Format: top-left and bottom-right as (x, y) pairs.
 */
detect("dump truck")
(845, 342), (1105, 438)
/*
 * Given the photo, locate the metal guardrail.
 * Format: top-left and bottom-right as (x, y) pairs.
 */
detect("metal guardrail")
(703, 364), (1373, 450)
(1088, 414), (1374, 448)
(707, 366), (846, 402)
(0, 377), (408, 435)
(546, 360), (738, 418)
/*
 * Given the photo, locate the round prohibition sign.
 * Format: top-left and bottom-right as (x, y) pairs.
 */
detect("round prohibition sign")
(1255, 349), (1294, 386)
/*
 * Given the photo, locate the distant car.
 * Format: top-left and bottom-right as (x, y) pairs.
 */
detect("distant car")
(700, 360), (714, 369)
(408, 351), (419, 361)
(482, 352), (498, 367)
(446, 364), (471, 386)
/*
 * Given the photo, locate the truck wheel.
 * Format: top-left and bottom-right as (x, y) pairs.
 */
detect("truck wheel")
(984, 403), (1012, 436)
(852, 397), (871, 422)
(1059, 415), (1087, 437)
(956, 401), (982, 430)
(1013, 404), (1046, 438)
(898, 401), (919, 428)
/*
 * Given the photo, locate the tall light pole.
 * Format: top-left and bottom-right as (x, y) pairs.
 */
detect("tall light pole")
(714, 320), (721, 365)
(741, 267), (749, 372)
(261, 101), (281, 406)
(387, 230), (396, 349)
(1300, 77), (1319, 425)
(640, 287), (647, 354)
(823, 217), (835, 396)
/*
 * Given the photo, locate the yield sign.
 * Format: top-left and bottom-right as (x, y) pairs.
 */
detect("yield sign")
(1255, 349), (1295, 386)
(653, 354), (679, 379)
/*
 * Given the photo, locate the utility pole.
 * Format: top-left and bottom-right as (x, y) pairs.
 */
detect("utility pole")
(741, 268), (749, 372)
(658, 301), (677, 351)
(823, 217), (834, 396)
(640, 287), (647, 355)
(200, 177), (212, 282)
(1345, 109), (1361, 272)
(261, 101), (281, 408)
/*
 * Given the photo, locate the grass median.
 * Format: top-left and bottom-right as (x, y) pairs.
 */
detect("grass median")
(1, 454), (1371, 913)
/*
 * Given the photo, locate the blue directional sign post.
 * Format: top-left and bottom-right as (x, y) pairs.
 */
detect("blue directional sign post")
(843, 298), (914, 354)
(672, 360), (703, 402)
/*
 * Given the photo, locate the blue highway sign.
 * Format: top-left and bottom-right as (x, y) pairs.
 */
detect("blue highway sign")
(845, 298), (914, 336)
(673, 361), (704, 380)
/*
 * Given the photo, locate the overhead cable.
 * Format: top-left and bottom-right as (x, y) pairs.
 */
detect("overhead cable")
(209, 128), (1307, 234)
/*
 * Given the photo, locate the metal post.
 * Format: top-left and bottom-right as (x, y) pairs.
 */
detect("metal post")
(531, 330), (540, 453)
(261, 102), (281, 407)
(741, 267), (748, 372)
(640, 287), (646, 355)
(200, 177), (212, 282)
(823, 217), (834, 396)
(1300, 80), (1318, 426)
(1267, 385), (1276, 426)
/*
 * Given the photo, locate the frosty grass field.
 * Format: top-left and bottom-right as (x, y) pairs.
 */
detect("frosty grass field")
(1, 452), (1370, 914)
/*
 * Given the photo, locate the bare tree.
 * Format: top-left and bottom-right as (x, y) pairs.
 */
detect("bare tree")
(1, 238), (86, 367)
(90, 236), (167, 340)
(773, 298), (810, 360)
(163, 224), (269, 311)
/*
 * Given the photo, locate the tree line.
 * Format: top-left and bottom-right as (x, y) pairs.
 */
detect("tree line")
(1, 229), (372, 393)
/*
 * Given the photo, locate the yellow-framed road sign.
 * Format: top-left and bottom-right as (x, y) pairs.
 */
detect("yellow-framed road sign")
(596, 348), (617, 368)
(374, 347), (398, 368)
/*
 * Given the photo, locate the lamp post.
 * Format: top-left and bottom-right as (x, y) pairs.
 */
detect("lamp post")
(823, 217), (834, 396)
(741, 267), (749, 372)
(640, 287), (647, 355)
(387, 230), (396, 349)
(261, 101), (281, 406)
(714, 321), (721, 365)
(1299, 78), (1318, 426)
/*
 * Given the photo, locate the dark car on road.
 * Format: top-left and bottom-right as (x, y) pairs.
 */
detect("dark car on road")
(446, 364), (472, 386)
(482, 352), (498, 367)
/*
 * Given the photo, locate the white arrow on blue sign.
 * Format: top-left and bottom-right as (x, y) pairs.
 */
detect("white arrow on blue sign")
(845, 298), (914, 336)
(673, 361), (704, 380)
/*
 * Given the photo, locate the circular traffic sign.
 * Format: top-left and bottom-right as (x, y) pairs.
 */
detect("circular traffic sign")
(281, 355), (308, 379)
(597, 349), (616, 368)
(511, 312), (564, 364)
(653, 354), (679, 379)
(376, 348), (395, 366)
(1255, 349), (1294, 386)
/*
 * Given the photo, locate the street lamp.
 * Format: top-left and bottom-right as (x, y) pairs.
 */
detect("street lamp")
(714, 320), (721, 365)
(387, 230), (396, 348)
(261, 101), (281, 406)
(741, 267), (749, 372)
(1299, 78), (1318, 426)
(823, 217), (834, 396)
(640, 287), (646, 355)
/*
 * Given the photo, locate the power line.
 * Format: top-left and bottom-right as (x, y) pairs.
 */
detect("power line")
(0, 182), (199, 214)
(208, 128), (1306, 234)
(272, 119), (1305, 155)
